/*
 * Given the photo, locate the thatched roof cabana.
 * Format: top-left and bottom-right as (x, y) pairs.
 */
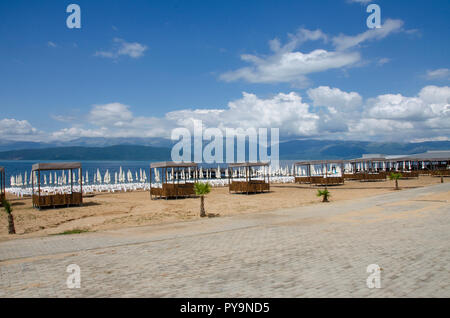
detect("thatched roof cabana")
(150, 162), (198, 200)
(228, 162), (270, 194)
(32, 162), (83, 209)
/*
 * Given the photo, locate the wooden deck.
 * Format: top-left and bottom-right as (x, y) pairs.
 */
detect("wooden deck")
(229, 180), (270, 194)
(32, 192), (83, 208)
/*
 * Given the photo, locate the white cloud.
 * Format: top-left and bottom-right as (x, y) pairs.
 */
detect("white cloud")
(95, 38), (148, 59)
(89, 103), (133, 126)
(220, 21), (408, 84)
(220, 46), (360, 84)
(47, 41), (57, 48)
(332, 19), (404, 51)
(0, 118), (43, 141)
(6, 85), (450, 143)
(166, 92), (320, 136)
(307, 86), (363, 113)
(425, 68), (450, 80)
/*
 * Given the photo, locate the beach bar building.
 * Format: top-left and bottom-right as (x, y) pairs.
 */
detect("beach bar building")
(150, 162), (198, 199)
(294, 160), (345, 186)
(228, 162), (270, 194)
(32, 162), (83, 209)
(0, 167), (5, 204)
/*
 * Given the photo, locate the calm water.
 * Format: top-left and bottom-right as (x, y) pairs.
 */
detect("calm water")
(0, 160), (296, 187)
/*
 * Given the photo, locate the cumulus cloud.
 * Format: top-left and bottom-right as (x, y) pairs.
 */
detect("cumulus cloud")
(0, 118), (42, 141)
(307, 86), (363, 113)
(166, 92), (320, 136)
(6, 85), (450, 143)
(95, 38), (148, 59)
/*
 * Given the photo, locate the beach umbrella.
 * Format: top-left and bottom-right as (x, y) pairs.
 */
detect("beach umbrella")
(143, 170), (147, 182)
(216, 165), (221, 179)
(135, 171), (138, 182)
(24, 171), (28, 186)
(10, 176), (15, 187)
(44, 175), (47, 185)
(127, 170), (133, 183)
(114, 172), (118, 184)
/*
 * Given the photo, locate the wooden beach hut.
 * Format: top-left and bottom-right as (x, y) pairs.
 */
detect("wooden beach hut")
(294, 160), (345, 186)
(0, 167), (5, 204)
(32, 162), (83, 209)
(345, 158), (387, 181)
(228, 162), (270, 194)
(150, 162), (198, 199)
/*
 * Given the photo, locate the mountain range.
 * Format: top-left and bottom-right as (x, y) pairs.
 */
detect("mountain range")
(0, 138), (448, 161)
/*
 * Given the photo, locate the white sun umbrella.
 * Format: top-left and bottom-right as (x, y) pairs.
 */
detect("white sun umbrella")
(224, 167), (228, 178)
(199, 167), (203, 179)
(216, 165), (221, 179)
(44, 174), (47, 185)
(135, 171), (138, 182)
(127, 170), (133, 183)
(95, 169), (100, 184)
(114, 172), (118, 184)
(24, 171), (28, 187)
(143, 170), (147, 182)
(10, 176), (15, 187)
(68, 171), (72, 184)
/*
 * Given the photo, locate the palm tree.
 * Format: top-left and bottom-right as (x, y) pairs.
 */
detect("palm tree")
(194, 182), (211, 217)
(389, 172), (402, 190)
(317, 189), (330, 202)
(2, 199), (16, 234)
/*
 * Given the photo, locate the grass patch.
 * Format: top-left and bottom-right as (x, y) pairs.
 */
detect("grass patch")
(53, 229), (89, 235)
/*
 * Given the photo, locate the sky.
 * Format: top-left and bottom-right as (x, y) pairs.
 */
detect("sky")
(0, 0), (449, 143)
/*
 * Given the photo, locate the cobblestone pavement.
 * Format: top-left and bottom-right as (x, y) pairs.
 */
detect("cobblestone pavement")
(0, 183), (449, 297)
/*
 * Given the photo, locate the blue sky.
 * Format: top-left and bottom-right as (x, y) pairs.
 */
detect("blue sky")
(0, 0), (449, 142)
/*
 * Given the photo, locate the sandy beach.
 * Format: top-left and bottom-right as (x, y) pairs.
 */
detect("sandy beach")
(0, 175), (445, 241)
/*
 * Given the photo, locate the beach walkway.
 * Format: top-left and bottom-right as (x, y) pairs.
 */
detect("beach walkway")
(0, 183), (449, 297)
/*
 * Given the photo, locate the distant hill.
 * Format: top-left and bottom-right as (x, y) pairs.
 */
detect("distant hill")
(0, 145), (171, 161)
(0, 139), (448, 161)
(278, 139), (450, 160)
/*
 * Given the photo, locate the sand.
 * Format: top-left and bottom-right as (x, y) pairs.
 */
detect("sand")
(0, 175), (446, 241)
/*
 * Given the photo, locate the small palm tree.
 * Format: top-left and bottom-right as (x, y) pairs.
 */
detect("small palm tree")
(2, 199), (16, 234)
(389, 172), (402, 190)
(194, 182), (211, 217)
(317, 189), (330, 202)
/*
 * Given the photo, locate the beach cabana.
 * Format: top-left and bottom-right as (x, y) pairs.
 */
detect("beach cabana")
(294, 160), (345, 186)
(228, 162), (270, 194)
(345, 158), (387, 181)
(150, 162), (198, 199)
(32, 162), (83, 209)
(0, 167), (5, 204)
